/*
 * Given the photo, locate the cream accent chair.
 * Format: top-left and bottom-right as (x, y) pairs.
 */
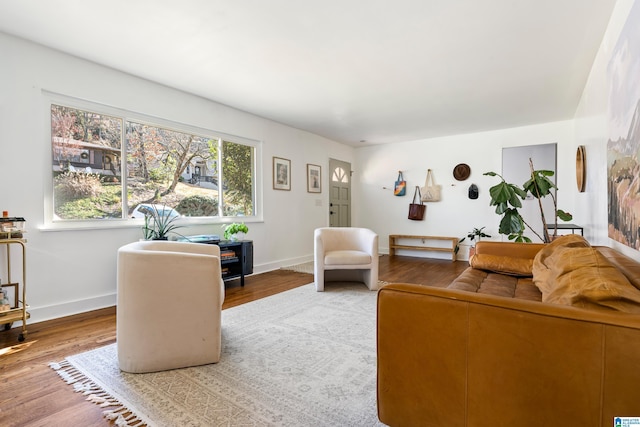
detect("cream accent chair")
(314, 227), (379, 292)
(117, 240), (225, 373)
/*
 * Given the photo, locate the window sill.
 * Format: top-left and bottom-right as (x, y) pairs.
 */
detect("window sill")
(39, 216), (263, 232)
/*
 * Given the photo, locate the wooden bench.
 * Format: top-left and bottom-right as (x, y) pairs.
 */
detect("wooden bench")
(388, 234), (458, 261)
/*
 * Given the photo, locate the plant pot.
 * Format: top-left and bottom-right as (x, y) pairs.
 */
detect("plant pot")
(229, 232), (245, 241)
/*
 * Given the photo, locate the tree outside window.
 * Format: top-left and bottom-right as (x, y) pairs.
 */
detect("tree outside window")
(51, 104), (256, 221)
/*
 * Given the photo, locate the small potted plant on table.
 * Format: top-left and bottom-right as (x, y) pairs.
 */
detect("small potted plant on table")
(223, 222), (249, 241)
(456, 227), (491, 258)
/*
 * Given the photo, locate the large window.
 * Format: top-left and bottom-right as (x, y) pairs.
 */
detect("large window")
(51, 103), (256, 222)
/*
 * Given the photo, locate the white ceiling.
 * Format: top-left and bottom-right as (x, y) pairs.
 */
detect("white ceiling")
(0, 0), (617, 146)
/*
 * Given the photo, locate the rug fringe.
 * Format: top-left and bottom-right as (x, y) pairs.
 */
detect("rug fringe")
(49, 360), (148, 427)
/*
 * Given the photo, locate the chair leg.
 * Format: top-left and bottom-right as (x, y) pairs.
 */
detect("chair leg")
(363, 269), (378, 291)
(314, 267), (325, 292)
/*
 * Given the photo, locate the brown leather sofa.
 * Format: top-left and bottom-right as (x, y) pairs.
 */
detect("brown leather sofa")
(377, 235), (640, 427)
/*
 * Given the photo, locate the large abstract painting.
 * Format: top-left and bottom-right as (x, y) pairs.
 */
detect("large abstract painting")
(608, 0), (640, 250)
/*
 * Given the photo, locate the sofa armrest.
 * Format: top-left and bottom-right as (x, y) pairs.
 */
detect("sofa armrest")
(357, 228), (379, 255)
(377, 283), (640, 427)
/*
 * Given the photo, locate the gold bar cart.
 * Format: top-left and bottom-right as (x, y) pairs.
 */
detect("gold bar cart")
(1, 239), (29, 342)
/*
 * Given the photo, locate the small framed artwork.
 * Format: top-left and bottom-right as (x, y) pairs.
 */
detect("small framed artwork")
(307, 164), (321, 193)
(273, 156), (291, 191)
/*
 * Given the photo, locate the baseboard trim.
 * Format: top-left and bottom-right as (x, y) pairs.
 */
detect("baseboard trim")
(24, 293), (116, 325)
(254, 256), (314, 274)
(13, 257), (315, 327)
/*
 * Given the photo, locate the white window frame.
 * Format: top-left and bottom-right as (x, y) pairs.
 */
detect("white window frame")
(42, 91), (263, 231)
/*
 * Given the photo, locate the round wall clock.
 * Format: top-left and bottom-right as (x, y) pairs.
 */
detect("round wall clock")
(576, 145), (586, 192)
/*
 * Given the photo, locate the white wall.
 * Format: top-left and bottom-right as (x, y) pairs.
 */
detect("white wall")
(0, 32), (353, 323)
(354, 120), (577, 259)
(355, 0), (640, 263)
(3, 0), (639, 324)
(574, 0), (640, 261)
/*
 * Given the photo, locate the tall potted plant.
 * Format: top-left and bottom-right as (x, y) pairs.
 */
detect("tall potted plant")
(484, 159), (572, 243)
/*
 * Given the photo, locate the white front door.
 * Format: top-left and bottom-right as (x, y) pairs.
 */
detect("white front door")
(329, 158), (351, 227)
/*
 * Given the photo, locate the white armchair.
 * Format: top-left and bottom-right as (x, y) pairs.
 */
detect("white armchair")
(116, 240), (225, 373)
(314, 227), (379, 292)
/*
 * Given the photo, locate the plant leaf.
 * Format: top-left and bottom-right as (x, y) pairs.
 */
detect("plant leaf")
(557, 209), (573, 221)
(488, 182), (511, 205)
(523, 171), (556, 198)
(499, 208), (524, 236)
(492, 202), (501, 214)
(144, 204), (183, 239)
(509, 234), (532, 243)
(508, 186), (523, 208)
(513, 186), (528, 199)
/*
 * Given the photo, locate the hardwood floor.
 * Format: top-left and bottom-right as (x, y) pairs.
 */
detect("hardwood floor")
(0, 255), (467, 426)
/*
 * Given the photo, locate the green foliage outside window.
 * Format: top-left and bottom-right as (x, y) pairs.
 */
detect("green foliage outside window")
(221, 141), (254, 216)
(51, 103), (256, 221)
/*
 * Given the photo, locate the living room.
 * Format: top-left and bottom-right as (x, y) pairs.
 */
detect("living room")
(1, 1), (636, 327)
(1, 0), (640, 424)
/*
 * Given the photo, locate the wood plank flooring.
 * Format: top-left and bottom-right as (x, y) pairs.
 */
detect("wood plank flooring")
(0, 255), (467, 426)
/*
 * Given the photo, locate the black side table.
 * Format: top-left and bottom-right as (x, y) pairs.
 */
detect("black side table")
(179, 235), (253, 286)
(217, 240), (253, 286)
(547, 224), (584, 236)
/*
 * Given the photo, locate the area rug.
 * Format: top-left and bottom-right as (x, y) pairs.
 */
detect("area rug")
(50, 283), (385, 426)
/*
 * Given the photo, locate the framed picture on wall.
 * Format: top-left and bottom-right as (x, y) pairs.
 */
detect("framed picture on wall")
(273, 156), (291, 191)
(307, 164), (321, 193)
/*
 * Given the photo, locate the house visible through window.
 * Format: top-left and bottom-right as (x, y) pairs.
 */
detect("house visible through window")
(51, 103), (256, 221)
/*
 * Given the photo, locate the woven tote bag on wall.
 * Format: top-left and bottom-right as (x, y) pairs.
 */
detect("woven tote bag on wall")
(421, 169), (441, 202)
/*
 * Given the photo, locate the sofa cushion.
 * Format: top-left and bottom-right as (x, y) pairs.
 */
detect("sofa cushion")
(469, 253), (533, 277)
(324, 250), (372, 265)
(534, 246), (640, 312)
(448, 267), (542, 301)
(532, 234), (591, 296)
(534, 234), (591, 263)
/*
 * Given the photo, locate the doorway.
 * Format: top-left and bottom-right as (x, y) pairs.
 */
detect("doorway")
(502, 143), (557, 241)
(329, 158), (351, 227)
